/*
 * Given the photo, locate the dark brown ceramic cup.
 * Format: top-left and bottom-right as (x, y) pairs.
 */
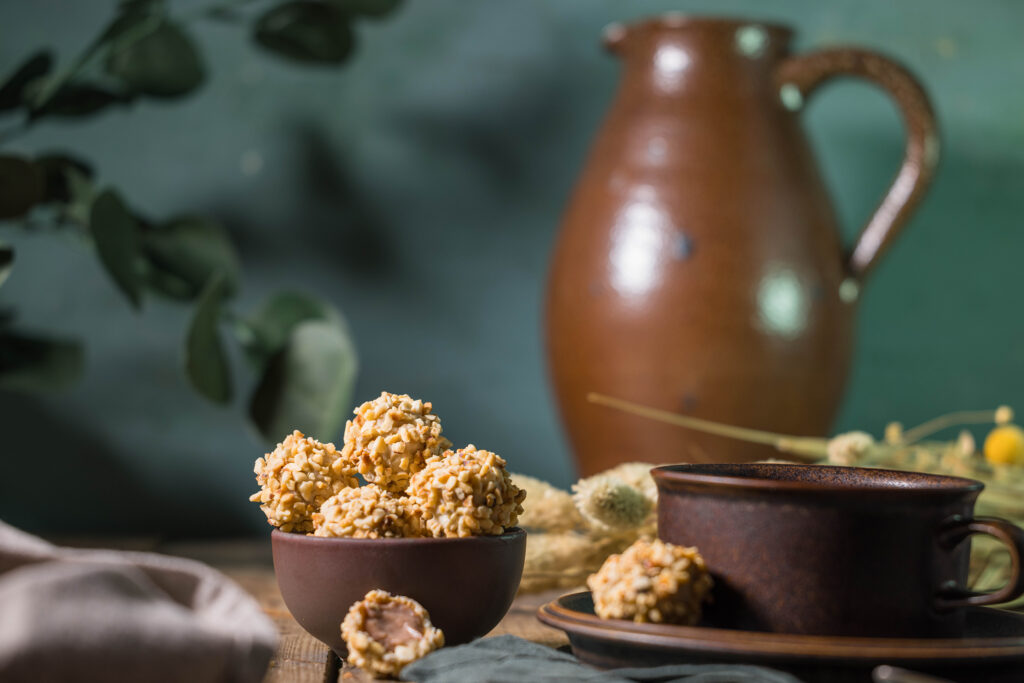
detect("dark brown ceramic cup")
(271, 527), (526, 657)
(653, 463), (1024, 637)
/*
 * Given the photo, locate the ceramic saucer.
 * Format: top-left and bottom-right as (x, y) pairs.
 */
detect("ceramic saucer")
(537, 592), (1024, 683)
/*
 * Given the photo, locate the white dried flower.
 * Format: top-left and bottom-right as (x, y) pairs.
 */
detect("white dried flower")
(957, 429), (976, 456)
(826, 431), (875, 466)
(884, 422), (904, 445)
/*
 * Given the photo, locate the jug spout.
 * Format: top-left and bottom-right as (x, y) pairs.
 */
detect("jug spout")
(602, 15), (794, 97)
(603, 14), (794, 55)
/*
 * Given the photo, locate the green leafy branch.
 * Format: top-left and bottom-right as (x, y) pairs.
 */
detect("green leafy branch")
(0, 0), (401, 440)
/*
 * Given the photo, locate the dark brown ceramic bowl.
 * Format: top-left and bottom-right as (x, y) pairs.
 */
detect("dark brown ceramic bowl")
(271, 528), (526, 657)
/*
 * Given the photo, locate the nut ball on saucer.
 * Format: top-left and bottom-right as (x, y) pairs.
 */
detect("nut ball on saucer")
(587, 538), (713, 625)
(250, 430), (360, 533)
(343, 392), (452, 493)
(407, 445), (526, 538)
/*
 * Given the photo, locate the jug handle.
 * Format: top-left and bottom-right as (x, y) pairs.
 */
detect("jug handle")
(775, 49), (939, 281)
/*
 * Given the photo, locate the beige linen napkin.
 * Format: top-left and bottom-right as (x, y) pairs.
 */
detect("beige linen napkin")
(0, 521), (277, 683)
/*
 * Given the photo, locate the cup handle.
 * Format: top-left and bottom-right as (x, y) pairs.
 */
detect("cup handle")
(775, 48), (940, 281)
(934, 515), (1024, 610)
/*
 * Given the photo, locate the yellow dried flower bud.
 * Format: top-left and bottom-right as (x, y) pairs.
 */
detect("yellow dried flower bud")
(984, 425), (1024, 466)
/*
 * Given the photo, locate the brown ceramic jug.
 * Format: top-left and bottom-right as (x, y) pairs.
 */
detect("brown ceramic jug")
(546, 15), (939, 474)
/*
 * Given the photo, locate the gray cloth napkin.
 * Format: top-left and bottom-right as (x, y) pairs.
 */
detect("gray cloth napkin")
(0, 521), (277, 683)
(401, 635), (802, 683)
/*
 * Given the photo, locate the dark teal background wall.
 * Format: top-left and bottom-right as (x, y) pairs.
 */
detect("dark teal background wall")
(1, 1), (1022, 535)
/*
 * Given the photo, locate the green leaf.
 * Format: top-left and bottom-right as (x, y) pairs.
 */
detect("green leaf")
(254, 2), (355, 65)
(89, 189), (143, 308)
(34, 154), (94, 204)
(105, 19), (205, 98)
(0, 155), (44, 219)
(206, 0), (256, 23)
(238, 291), (341, 367)
(142, 216), (240, 301)
(0, 241), (12, 288)
(185, 274), (232, 403)
(249, 318), (358, 442)
(61, 166), (96, 226)
(118, 0), (163, 11)
(331, 0), (402, 18)
(27, 3), (157, 114)
(27, 79), (133, 120)
(0, 331), (84, 393)
(0, 51), (53, 111)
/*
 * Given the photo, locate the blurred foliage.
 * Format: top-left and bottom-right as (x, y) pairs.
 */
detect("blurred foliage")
(254, 2), (355, 64)
(0, 0), (403, 441)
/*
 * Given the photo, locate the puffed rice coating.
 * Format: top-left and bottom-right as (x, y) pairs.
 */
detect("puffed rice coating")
(587, 538), (713, 625)
(341, 590), (444, 677)
(342, 392), (452, 493)
(407, 444), (526, 538)
(250, 430), (360, 533)
(313, 484), (423, 538)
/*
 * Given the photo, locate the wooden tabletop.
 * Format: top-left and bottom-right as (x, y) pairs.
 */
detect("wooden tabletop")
(151, 538), (570, 683)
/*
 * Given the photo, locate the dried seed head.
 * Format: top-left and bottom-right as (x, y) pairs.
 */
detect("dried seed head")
(512, 473), (583, 532)
(572, 475), (652, 531)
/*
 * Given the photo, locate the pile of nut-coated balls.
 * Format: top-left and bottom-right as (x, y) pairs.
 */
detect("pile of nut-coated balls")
(250, 392), (526, 538)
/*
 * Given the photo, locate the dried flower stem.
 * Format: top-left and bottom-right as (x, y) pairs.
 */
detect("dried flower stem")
(586, 393), (825, 462)
(901, 409), (1005, 445)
